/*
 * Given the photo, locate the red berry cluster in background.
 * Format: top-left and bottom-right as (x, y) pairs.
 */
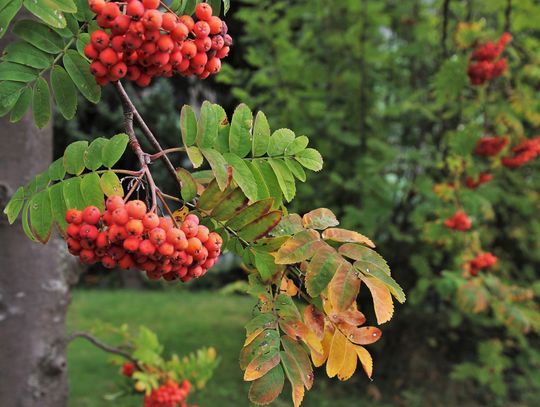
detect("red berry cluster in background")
(467, 252), (498, 276)
(465, 172), (492, 189)
(86, 0), (232, 86)
(467, 32), (512, 85)
(144, 380), (196, 407)
(64, 196), (222, 282)
(474, 136), (509, 157)
(501, 136), (540, 168)
(444, 210), (472, 231)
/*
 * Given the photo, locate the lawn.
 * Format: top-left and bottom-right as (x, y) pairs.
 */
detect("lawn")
(67, 290), (381, 407)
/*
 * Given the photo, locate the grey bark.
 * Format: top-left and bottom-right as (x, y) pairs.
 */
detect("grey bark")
(0, 19), (70, 407)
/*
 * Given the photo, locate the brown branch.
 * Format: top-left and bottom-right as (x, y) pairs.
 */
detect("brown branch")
(113, 81), (180, 188)
(113, 81), (158, 211)
(67, 331), (141, 370)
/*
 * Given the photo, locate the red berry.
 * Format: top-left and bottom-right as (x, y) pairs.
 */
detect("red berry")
(195, 37), (212, 52)
(206, 57), (221, 74)
(108, 224), (128, 242)
(126, 0), (145, 20)
(143, 0), (160, 9)
(112, 207), (130, 225)
(80, 249), (96, 264)
(172, 22), (189, 42)
(185, 214), (200, 225)
(142, 9), (162, 30)
(158, 242), (175, 257)
(136, 73), (152, 87)
(112, 14), (131, 34)
(99, 48), (119, 67)
(193, 246), (208, 262)
(152, 52), (170, 67)
(162, 12), (178, 32)
(158, 217), (174, 231)
(101, 255), (117, 269)
(170, 51), (183, 67)
(186, 237), (202, 255)
(96, 231), (109, 248)
(190, 265), (205, 278)
(142, 212), (160, 229)
(126, 219), (144, 236)
(118, 255), (135, 270)
(196, 225), (210, 243)
(102, 2), (121, 21)
(157, 35), (174, 53)
(179, 15), (195, 31)
(79, 224), (99, 240)
(90, 60), (108, 77)
(193, 21), (210, 38)
(125, 32), (143, 50)
(181, 41), (197, 59)
(139, 239), (156, 256)
(89, 0), (106, 14)
(106, 196), (125, 212)
(84, 43), (99, 59)
(126, 200), (147, 219)
(149, 228), (167, 246)
(208, 16), (222, 35)
(90, 30), (110, 51)
(111, 35), (126, 52)
(216, 46), (229, 59)
(211, 36), (224, 50)
(127, 66), (141, 81)
(82, 206), (101, 225)
(195, 3), (213, 21)
(123, 236), (141, 252)
(65, 209), (83, 224)
(66, 238), (82, 252)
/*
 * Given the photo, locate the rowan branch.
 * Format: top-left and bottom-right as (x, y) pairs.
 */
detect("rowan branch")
(67, 331), (141, 370)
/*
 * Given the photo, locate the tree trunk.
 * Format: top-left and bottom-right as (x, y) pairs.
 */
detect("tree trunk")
(0, 20), (70, 407)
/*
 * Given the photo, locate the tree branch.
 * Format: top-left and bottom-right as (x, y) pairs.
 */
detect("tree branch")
(113, 82), (180, 187)
(67, 331), (141, 369)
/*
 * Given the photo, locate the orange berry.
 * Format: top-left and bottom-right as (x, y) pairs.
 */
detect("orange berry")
(79, 224), (99, 240)
(112, 207), (130, 225)
(106, 195), (125, 212)
(149, 228), (166, 246)
(139, 239), (156, 256)
(195, 3), (213, 21)
(208, 16), (222, 35)
(158, 217), (173, 231)
(179, 15), (194, 31)
(108, 224), (128, 243)
(142, 212), (160, 229)
(162, 12), (177, 32)
(126, 200), (147, 219)
(158, 242), (175, 257)
(186, 237), (202, 255)
(181, 220), (198, 238)
(196, 225), (209, 243)
(65, 209), (83, 224)
(82, 206), (101, 225)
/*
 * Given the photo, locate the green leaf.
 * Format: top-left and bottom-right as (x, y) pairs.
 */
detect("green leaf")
(0, 80), (25, 116)
(23, 0), (67, 28)
(223, 0), (230, 14)
(253, 161), (282, 209)
(272, 214), (304, 237)
(229, 103), (253, 158)
(226, 198), (274, 231)
(208, 0), (221, 15)
(196, 100), (218, 148)
(62, 176), (85, 210)
(3, 186), (25, 224)
(0, 62), (38, 82)
(2, 41), (53, 69)
(176, 167), (197, 202)
(213, 104), (230, 153)
(355, 263), (406, 303)
(29, 189), (53, 243)
(238, 211), (282, 242)
(63, 140), (88, 175)
(201, 148), (229, 190)
(248, 364), (285, 406)
(100, 171), (124, 197)
(245, 161), (270, 202)
(211, 188), (249, 221)
(75, 33), (90, 56)
(254, 250), (281, 281)
(180, 104), (197, 147)
(84, 137), (107, 171)
(9, 86), (31, 123)
(46, 0), (77, 12)
(295, 148), (323, 171)
(74, 0), (94, 22)
(281, 336), (314, 390)
(223, 153), (258, 201)
(0, 0), (23, 39)
(305, 248), (342, 297)
(21, 201), (36, 241)
(51, 65), (77, 120)
(48, 183), (68, 230)
(285, 135), (309, 156)
(186, 146), (204, 168)
(81, 172), (105, 211)
(252, 111), (270, 157)
(102, 133), (129, 168)
(180, 0), (198, 15)
(63, 49), (101, 103)
(198, 179), (234, 212)
(285, 158), (306, 182)
(268, 129), (295, 157)
(32, 77), (51, 128)
(268, 159), (296, 202)
(339, 244), (387, 272)
(12, 20), (64, 53)
(275, 229), (321, 264)
(48, 157), (66, 181)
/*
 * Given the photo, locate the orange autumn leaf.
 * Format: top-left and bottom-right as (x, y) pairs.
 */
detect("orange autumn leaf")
(328, 261), (361, 311)
(322, 228), (375, 248)
(361, 275), (394, 324)
(302, 208), (339, 230)
(310, 327), (332, 367)
(355, 345), (374, 379)
(326, 329), (347, 378)
(303, 304), (325, 340)
(338, 325), (382, 345)
(337, 341), (358, 381)
(244, 351), (281, 381)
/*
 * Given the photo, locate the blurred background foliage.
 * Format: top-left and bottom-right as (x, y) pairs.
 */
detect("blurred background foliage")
(60, 0), (540, 405)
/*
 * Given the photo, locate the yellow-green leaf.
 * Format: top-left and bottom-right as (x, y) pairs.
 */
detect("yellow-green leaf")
(274, 229), (321, 265)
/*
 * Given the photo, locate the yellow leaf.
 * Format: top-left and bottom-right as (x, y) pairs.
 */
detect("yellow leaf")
(326, 330), (347, 378)
(292, 383), (305, 407)
(244, 328), (264, 347)
(337, 341), (358, 381)
(303, 304), (325, 340)
(244, 352), (281, 381)
(311, 327), (332, 367)
(172, 206), (190, 223)
(361, 275), (394, 324)
(354, 345), (373, 379)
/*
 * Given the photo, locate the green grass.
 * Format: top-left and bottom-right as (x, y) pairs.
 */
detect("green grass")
(68, 290), (381, 407)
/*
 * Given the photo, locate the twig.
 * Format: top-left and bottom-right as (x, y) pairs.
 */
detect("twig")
(156, 189), (180, 228)
(113, 82), (180, 188)
(67, 331), (141, 369)
(149, 147), (186, 161)
(504, 0), (512, 33)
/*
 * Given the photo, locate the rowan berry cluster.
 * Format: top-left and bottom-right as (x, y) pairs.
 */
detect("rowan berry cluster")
(64, 196), (222, 282)
(444, 210), (472, 231)
(465, 172), (492, 189)
(468, 32), (512, 85)
(474, 136), (509, 157)
(144, 380), (196, 407)
(467, 252), (497, 276)
(86, 0), (232, 87)
(501, 136), (540, 168)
